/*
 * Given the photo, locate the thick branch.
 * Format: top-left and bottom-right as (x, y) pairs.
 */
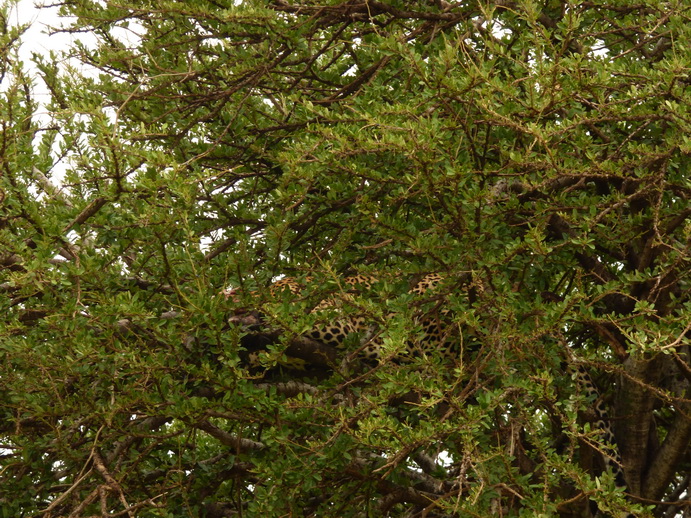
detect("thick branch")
(618, 356), (662, 495)
(643, 396), (691, 500)
(197, 421), (265, 452)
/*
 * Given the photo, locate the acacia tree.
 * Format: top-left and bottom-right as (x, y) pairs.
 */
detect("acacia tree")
(1, 0), (689, 516)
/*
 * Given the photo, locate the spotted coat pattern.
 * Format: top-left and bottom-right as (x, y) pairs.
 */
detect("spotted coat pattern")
(229, 273), (457, 362)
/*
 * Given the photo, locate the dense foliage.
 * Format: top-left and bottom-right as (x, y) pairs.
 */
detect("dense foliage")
(1, 0), (689, 516)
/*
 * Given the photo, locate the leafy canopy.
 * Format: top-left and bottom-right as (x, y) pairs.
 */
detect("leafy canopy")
(1, 0), (689, 516)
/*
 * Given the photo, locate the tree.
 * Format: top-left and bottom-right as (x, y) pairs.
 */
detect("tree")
(1, 0), (689, 516)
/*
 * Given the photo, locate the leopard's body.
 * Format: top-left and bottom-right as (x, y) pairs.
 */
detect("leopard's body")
(257, 273), (456, 362)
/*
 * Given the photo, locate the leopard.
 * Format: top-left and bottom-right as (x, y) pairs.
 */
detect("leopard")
(226, 272), (457, 364)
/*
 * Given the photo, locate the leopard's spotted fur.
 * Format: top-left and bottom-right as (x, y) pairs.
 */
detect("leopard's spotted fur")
(228, 273), (456, 363)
